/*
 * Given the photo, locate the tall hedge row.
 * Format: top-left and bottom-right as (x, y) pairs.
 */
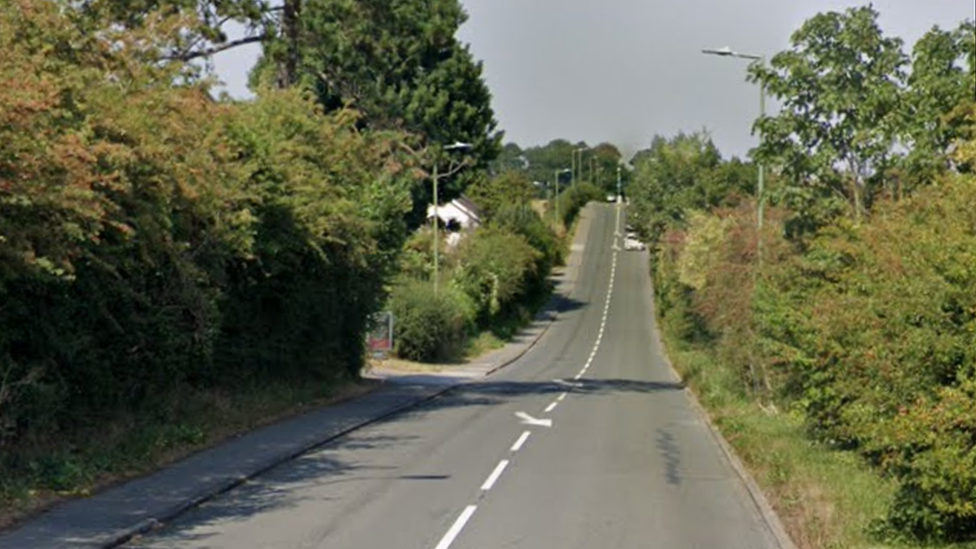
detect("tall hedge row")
(636, 113), (976, 541)
(0, 2), (413, 448)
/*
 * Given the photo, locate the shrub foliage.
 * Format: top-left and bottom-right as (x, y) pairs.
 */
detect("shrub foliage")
(0, 2), (413, 451)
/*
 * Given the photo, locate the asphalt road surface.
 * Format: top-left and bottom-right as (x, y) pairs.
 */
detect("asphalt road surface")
(128, 203), (782, 549)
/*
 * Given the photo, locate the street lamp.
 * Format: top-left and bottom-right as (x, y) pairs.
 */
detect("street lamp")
(572, 148), (586, 187)
(703, 46), (766, 259)
(616, 165), (622, 199)
(431, 141), (473, 294)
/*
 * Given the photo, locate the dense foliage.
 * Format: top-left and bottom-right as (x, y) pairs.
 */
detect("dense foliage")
(388, 168), (568, 362)
(556, 182), (605, 228)
(631, 8), (975, 542)
(0, 0), (413, 456)
(387, 277), (475, 362)
(758, 172), (976, 539)
(489, 139), (627, 196)
(751, 6), (975, 234)
(256, 0), (502, 178)
(628, 132), (754, 246)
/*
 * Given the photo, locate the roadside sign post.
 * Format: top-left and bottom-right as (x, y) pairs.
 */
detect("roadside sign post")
(368, 311), (394, 359)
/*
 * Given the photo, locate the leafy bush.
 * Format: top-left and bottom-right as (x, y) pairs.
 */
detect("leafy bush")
(387, 277), (475, 362)
(212, 90), (412, 385)
(556, 182), (603, 227)
(491, 205), (561, 287)
(450, 227), (541, 326)
(642, 106), (976, 542)
(756, 174), (976, 541)
(650, 230), (708, 344)
(466, 171), (536, 220)
(0, 2), (413, 452)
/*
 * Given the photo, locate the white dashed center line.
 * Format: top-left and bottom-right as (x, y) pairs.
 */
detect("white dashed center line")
(511, 431), (531, 452)
(430, 204), (625, 549)
(481, 460), (510, 491)
(434, 505), (478, 549)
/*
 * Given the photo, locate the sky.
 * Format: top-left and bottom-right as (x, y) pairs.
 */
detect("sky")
(213, 0), (974, 161)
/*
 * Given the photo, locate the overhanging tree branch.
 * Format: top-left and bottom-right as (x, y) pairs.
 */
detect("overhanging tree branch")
(167, 33), (269, 62)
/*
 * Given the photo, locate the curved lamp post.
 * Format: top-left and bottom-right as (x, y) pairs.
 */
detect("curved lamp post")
(432, 141), (473, 294)
(703, 46), (766, 261)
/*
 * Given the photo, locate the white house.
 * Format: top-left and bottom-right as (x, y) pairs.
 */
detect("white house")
(426, 195), (482, 231)
(426, 195), (483, 248)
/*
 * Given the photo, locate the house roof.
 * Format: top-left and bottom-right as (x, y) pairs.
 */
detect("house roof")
(427, 195), (482, 225)
(453, 195), (482, 219)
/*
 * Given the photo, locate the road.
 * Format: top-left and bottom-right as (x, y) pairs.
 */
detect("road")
(128, 203), (782, 549)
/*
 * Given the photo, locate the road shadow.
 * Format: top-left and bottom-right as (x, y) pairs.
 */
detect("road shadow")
(404, 377), (685, 415)
(129, 376), (682, 547)
(132, 433), (425, 547)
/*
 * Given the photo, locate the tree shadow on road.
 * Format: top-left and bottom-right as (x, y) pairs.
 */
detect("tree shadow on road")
(129, 372), (684, 547)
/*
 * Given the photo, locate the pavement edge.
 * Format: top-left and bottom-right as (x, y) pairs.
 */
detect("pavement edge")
(650, 309), (799, 549)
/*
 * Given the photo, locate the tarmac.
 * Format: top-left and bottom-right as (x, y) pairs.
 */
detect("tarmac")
(0, 208), (592, 549)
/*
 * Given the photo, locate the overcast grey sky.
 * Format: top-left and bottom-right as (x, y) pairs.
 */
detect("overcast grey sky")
(213, 0), (974, 160)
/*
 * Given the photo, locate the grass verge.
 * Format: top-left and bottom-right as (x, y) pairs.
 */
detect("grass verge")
(660, 331), (976, 549)
(0, 378), (377, 531)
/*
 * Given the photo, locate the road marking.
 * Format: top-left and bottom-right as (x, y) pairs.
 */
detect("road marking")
(516, 411), (552, 427)
(573, 372), (583, 380)
(554, 379), (582, 388)
(511, 431), (531, 452)
(434, 505), (478, 549)
(481, 460), (510, 491)
(544, 401), (559, 413)
(557, 392), (568, 401)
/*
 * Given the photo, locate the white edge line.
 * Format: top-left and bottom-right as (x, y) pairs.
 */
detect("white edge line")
(481, 460), (510, 491)
(434, 505), (478, 549)
(511, 431), (531, 452)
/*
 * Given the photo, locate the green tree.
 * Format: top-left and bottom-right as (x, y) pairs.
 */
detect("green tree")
(900, 20), (976, 188)
(750, 5), (907, 228)
(466, 171), (536, 220)
(587, 142), (624, 193)
(451, 227), (540, 324)
(0, 0), (416, 448)
(77, 0), (278, 60)
(259, 0), (501, 168)
(489, 142), (526, 175)
(522, 139), (580, 184)
(628, 132), (728, 244)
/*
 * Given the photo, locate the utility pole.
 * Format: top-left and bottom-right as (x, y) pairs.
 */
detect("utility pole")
(570, 151), (576, 188)
(702, 47), (766, 265)
(554, 169), (561, 223)
(431, 142), (473, 295)
(617, 165), (622, 197)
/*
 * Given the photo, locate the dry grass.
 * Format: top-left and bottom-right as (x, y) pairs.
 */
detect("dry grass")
(661, 337), (976, 549)
(0, 379), (379, 532)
